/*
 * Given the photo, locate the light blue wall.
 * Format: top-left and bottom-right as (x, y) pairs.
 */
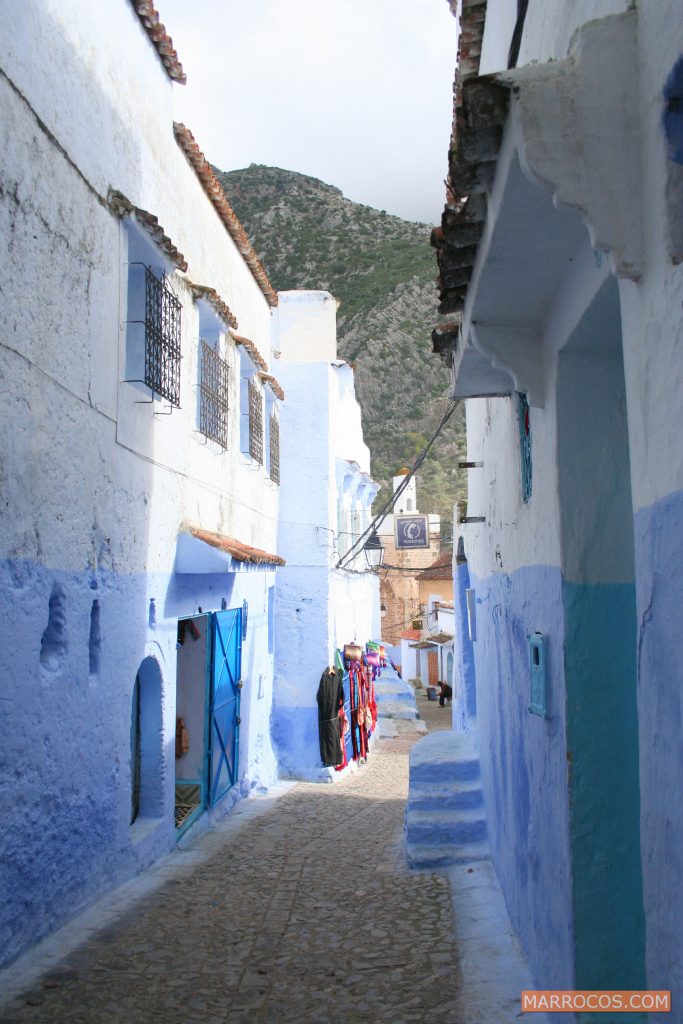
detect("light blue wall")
(452, 557), (476, 731)
(634, 487), (683, 1017)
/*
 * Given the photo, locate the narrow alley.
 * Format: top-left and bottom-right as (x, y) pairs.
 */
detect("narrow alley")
(0, 705), (462, 1024)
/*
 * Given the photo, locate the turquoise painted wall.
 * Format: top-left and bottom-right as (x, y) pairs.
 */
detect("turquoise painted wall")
(563, 582), (645, 997)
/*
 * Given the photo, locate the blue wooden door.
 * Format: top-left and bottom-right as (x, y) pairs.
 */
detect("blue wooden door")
(209, 609), (242, 806)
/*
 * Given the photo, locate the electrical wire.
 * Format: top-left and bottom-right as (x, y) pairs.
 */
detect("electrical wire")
(336, 399), (460, 570)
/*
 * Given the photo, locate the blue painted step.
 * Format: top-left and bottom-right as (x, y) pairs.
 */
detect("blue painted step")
(405, 730), (490, 870)
(406, 807), (487, 845)
(408, 776), (483, 812)
(406, 838), (490, 871)
(375, 682), (414, 704)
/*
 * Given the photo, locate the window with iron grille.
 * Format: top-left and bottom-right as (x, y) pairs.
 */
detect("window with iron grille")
(199, 340), (230, 448)
(248, 378), (263, 463)
(144, 266), (182, 405)
(269, 414), (280, 484)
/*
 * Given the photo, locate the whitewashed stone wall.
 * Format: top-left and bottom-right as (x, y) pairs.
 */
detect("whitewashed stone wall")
(272, 292), (379, 780)
(0, 0), (281, 968)
(451, 0), (683, 1008)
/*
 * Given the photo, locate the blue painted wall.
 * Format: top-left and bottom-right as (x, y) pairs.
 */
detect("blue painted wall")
(0, 558), (275, 968)
(634, 487), (683, 1017)
(470, 564), (576, 990)
(453, 558), (476, 731)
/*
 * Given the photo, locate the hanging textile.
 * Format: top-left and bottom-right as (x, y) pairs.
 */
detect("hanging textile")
(317, 667), (345, 766)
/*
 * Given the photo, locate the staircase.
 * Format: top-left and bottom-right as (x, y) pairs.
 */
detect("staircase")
(405, 731), (489, 869)
(373, 667), (427, 737)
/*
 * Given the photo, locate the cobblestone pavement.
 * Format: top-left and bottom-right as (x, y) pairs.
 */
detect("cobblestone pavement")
(1, 719), (462, 1024)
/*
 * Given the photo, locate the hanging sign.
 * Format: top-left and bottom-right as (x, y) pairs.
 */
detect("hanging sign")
(394, 514), (429, 549)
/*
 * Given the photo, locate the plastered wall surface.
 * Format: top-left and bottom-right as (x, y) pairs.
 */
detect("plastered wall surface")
(272, 295), (378, 779)
(478, 0), (631, 75)
(275, 290), (338, 363)
(454, 0), (683, 1006)
(0, 0), (282, 967)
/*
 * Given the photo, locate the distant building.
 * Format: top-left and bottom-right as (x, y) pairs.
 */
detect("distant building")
(429, 0), (683, 1006)
(377, 471), (442, 650)
(271, 291), (379, 779)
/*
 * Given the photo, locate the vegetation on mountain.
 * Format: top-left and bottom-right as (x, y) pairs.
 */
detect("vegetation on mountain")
(215, 164), (466, 521)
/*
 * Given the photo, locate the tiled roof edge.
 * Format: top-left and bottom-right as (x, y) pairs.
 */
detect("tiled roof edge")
(130, 1), (186, 84)
(433, 0), (513, 321)
(189, 282), (238, 330)
(108, 189), (188, 272)
(174, 123), (278, 308)
(188, 527), (285, 566)
(258, 372), (285, 402)
(230, 331), (269, 374)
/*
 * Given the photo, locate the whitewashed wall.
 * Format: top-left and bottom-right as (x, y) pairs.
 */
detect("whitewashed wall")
(455, 0), (683, 1007)
(0, 0), (281, 968)
(273, 292), (379, 779)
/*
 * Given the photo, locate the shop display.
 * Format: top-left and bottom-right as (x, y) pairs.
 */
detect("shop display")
(317, 642), (382, 771)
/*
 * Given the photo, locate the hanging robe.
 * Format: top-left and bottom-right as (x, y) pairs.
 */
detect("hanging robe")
(317, 668), (345, 766)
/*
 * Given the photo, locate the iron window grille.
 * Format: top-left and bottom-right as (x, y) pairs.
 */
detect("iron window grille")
(517, 391), (532, 502)
(269, 414), (280, 484)
(144, 266), (181, 405)
(199, 340), (230, 449)
(248, 378), (264, 464)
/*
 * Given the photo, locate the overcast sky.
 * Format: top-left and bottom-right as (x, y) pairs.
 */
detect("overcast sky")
(158, 0), (458, 225)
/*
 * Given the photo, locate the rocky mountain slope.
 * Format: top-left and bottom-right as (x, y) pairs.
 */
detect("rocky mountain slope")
(215, 164), (466, 519)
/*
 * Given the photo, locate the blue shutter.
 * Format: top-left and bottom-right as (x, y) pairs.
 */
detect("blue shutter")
(209, 609), (242, 806)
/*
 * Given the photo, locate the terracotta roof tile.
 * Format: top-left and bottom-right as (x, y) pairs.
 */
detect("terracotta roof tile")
(231, 332), (269, 373)
(108, 189), (188, 271)
(130, 1), (186, 84)
(418, 551), (454, 580)
(173, 123), (278, 307)
(433, 0), (513, 321)
(427, 632), (454, 644)
(189, 527), (285, 566)
(189, 283), (238, 330)
(258, 372), (285, 402)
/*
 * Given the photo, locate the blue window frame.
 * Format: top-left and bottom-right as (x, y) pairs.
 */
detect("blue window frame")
(517, 392), (532, 503)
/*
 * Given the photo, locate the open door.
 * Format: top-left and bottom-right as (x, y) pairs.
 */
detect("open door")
(209, 608), (242, 806)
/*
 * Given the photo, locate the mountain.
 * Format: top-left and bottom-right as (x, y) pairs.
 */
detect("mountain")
(214, 164), (466, 521)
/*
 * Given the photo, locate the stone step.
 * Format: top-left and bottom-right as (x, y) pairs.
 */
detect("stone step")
(406, 839), (490, 871)
(407, 777), (484, 812)
(405, 807), (488, 846)
(409, 730), (481, 784)
(376, 718), (398, 738)
(410, 756), (480, 784)
(374, 683), (414, 703)
(377, 701), (418, 720)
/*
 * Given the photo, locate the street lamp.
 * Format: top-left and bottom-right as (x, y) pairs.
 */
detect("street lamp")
(363, 530), (385, 570)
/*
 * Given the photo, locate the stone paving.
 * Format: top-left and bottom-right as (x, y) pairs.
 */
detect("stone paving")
(0, 708), (462, 1024)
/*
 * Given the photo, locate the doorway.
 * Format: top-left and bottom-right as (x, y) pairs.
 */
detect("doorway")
(556, 278), (645, 990)
(130, 656), (164, 826)
(174, 608), (243, 836)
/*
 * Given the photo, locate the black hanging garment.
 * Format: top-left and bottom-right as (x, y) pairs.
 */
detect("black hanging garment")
(317, 668), (345, 766)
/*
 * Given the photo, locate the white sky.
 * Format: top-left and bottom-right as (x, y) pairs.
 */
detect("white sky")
(158, 0), (458, 224)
